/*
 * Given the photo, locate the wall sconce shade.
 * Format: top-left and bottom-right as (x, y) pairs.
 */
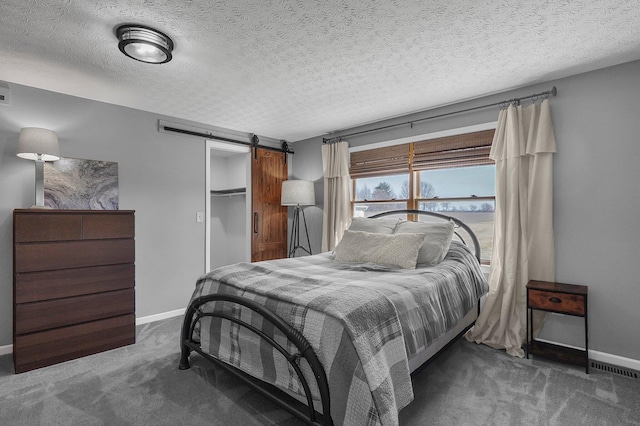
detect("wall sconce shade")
(281, 180), (315, 206)
(117, 24), (174, 64)
(17, 127), (60, 161)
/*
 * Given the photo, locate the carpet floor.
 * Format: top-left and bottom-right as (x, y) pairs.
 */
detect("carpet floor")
(0, 316), (638, 425)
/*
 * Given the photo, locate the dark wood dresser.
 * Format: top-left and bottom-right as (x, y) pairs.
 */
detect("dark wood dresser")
(13, 209), (136, 373)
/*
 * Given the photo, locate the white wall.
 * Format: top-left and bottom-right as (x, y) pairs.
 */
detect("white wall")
(292, 60), (640, 362)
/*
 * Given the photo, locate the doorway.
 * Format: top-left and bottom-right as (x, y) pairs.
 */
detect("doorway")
(205, 140), (251, 272)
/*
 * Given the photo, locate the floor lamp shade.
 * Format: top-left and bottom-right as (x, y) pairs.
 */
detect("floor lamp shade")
(17, 127), (61, 207)
(281, 180), (315, 206)
(281, 180), (314, 257)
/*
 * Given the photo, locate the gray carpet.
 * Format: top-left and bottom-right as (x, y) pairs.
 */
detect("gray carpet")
(0, 316), (638, 425)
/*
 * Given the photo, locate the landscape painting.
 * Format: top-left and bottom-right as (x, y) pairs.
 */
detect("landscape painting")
(44, 157), (119, 210)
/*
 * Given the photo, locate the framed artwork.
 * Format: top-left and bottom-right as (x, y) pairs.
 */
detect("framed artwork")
(44, 157), (119, 210)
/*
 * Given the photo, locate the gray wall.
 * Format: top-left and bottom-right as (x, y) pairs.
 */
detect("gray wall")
(292, 60), (640, 361)
(0, 83), (231, 347)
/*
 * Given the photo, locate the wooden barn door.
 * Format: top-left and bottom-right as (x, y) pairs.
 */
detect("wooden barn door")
(251, 148), (288, 262)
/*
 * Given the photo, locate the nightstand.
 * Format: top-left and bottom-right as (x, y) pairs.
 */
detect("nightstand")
(526, 280), (589, 373)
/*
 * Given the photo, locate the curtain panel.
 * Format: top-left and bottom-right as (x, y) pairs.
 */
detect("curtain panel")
(321, 141), (351, 251)
(466, 99), (557, 357)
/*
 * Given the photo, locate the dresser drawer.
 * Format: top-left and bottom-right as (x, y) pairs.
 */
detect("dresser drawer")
(528, 289), (585, 316)
(13, 314), (135, 374)
(14, 213), (82, 243)
(15, 289), (135, 334)
(83, 213), (135, 239)
(14, 239), (135, 273)
(15, 264), (135, 303)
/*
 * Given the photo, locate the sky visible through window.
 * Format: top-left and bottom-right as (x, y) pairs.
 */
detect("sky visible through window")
(355, 165), (495, 200)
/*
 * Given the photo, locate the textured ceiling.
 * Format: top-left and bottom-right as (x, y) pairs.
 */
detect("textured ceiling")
(1, 0), (639, 141)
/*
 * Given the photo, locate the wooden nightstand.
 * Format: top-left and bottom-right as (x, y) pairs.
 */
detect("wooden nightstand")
(526, 280), (589, 373)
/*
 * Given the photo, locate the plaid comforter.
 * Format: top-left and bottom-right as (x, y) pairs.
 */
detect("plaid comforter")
(189, 242), (488, 426)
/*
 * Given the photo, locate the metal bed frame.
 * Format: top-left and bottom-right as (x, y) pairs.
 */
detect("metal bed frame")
(179, 210), (483, 425)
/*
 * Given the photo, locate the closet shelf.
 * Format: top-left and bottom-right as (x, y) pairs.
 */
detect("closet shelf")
(211, 188), (246, 197)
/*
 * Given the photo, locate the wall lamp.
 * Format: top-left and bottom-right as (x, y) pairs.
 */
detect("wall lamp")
(117, 24), (174, 64)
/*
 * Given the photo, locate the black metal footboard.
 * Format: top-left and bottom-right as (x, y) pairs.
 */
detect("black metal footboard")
(179, 293), (333, 426)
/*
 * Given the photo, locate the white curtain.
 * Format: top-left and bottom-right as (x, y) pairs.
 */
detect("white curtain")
(321, 141), (351, 252)
(465, 99), (557, 357)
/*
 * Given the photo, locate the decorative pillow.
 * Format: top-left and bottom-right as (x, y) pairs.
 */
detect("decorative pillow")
(333, 230), (426, 269)
(393, 220), (455, 266)
(347, 217), (400, 234)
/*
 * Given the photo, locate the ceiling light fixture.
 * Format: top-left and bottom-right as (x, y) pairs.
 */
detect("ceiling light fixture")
(116, 24), (174, 64)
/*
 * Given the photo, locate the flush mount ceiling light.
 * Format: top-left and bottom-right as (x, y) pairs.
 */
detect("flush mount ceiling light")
(117, 24), (173, 64)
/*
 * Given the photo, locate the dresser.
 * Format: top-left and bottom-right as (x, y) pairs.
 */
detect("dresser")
(13, 209), (136, 373)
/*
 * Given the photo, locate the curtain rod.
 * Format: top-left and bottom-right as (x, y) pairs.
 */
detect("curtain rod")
(322, 86), (557, 143)
(162, 125), (294, 155)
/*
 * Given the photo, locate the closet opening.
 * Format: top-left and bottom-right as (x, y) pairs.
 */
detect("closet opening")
(205, 140), (251, 272)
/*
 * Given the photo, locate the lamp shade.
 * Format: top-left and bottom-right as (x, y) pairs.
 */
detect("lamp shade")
(281, 180), (315, 206)
(17, 128), (60, 161)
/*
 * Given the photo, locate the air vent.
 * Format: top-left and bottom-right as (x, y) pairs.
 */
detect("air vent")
(591, 361), (638, 379)
(0, 81), (9, 106)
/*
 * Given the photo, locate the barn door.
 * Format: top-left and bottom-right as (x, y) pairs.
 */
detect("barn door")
(251, 148), (288, 261)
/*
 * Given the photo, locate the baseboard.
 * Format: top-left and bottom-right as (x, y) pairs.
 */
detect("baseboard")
(590, 349), (640, 372)
(0, 344), (12, 356)
(135, 308), (185, 326)
(535, 338), (640, 372)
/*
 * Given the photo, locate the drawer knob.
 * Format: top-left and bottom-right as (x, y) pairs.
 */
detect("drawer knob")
(549, 297), (562, 303)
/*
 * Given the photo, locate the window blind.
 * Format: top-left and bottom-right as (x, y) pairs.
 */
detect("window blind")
(349, 144), (411, 178)
(412, 129), (495, 171)
(349, 129), (495, 177)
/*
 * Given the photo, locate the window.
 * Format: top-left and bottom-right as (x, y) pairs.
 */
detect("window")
(350, 130), (495, 263)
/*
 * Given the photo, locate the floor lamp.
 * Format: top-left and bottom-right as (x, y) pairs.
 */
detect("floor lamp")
(281, 180), (315, 257)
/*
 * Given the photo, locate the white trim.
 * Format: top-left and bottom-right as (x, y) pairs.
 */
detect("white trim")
(348, 121), (498, 153)
(205, 141), (212, 273)
(590, 349), (640, 372)
(135, 308), (185, 326)
(536, 338), (640, 372)
(0, 344), (12, 356)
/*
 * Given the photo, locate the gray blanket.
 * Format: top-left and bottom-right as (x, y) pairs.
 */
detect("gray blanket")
(189, 241), (488, 426)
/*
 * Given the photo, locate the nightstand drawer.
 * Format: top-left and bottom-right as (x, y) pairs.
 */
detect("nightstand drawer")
(528, 289), (585, 316)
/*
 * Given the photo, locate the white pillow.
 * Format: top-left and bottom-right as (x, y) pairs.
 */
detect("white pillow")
(393, 220), (455, 266)
(347, 217), (400, 234)
(333, 230), (426, 269)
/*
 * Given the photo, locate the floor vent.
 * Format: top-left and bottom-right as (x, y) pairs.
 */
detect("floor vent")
(591, 361), (638, 379)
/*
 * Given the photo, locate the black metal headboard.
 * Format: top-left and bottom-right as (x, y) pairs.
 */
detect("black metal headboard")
(369, 209), (482, 262)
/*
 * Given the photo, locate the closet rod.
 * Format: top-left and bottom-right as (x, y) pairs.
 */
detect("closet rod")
(322, 86), (557, 143)
(163, 126), (294, 155)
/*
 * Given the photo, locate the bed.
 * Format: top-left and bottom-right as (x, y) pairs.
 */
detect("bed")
(179, 210), (489, 426)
